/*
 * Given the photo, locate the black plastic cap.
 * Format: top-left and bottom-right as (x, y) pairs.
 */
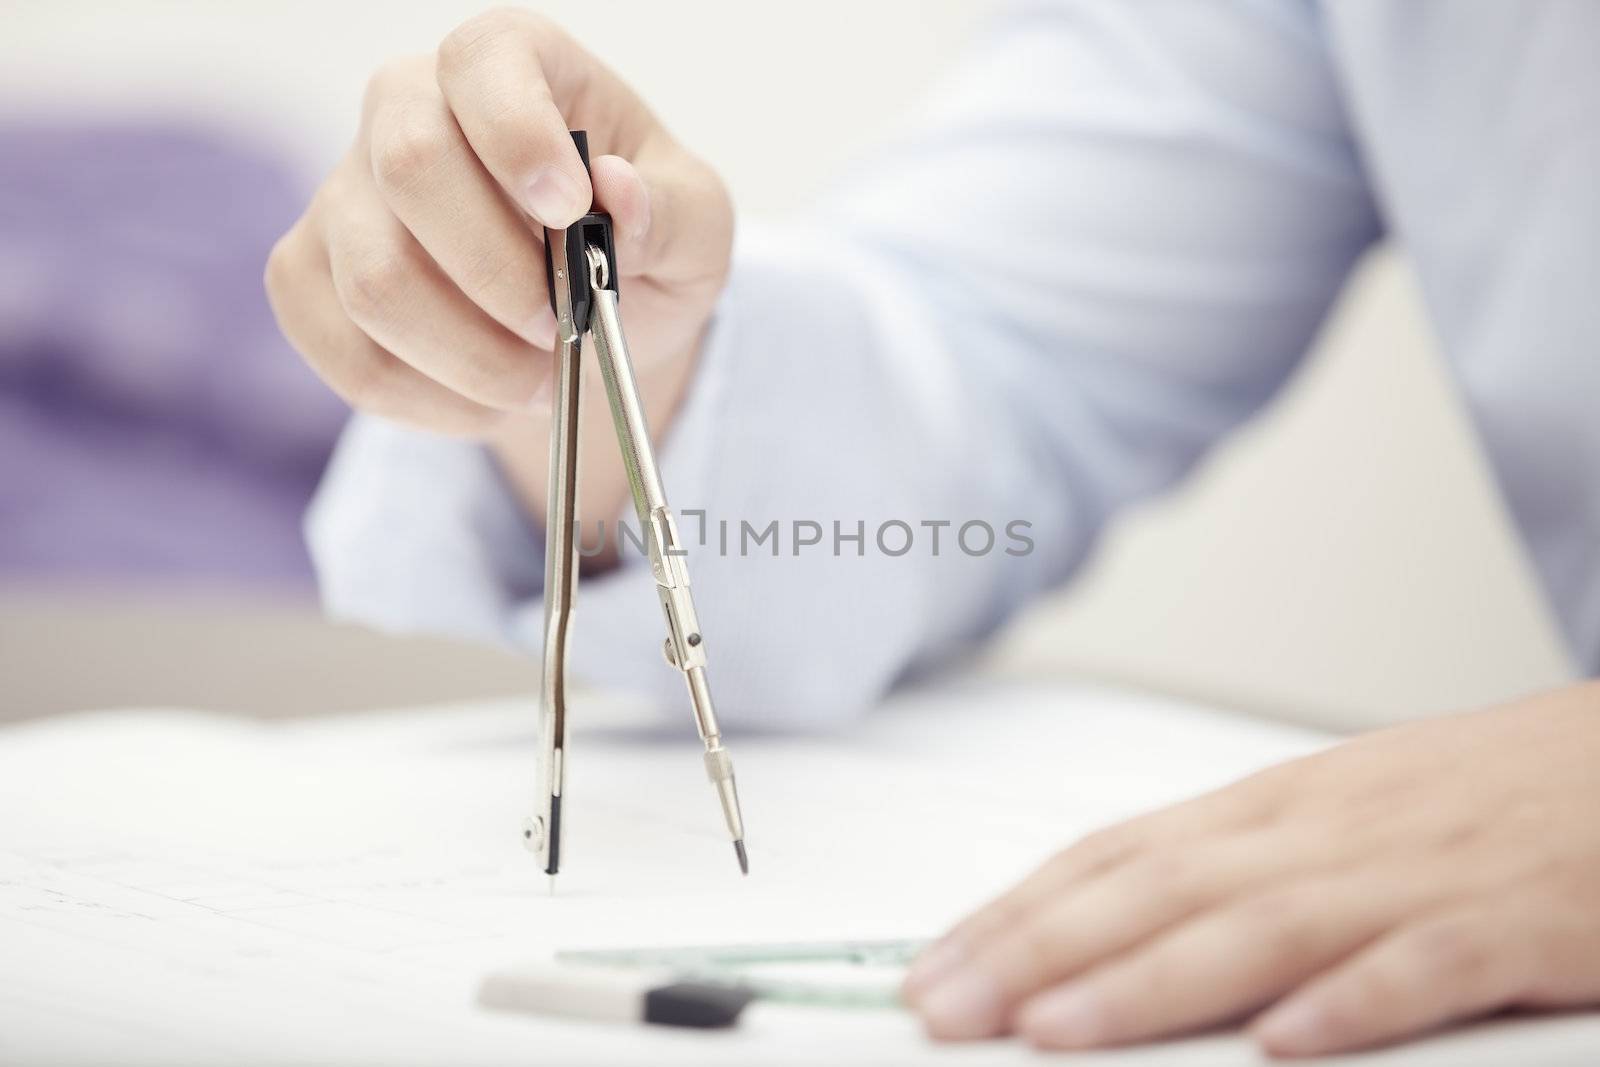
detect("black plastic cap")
(544, 129), (617, 323)
(643, 982), (754, 1028)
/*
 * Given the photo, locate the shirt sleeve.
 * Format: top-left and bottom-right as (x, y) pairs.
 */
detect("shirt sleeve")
(306, 0), (1382, 730)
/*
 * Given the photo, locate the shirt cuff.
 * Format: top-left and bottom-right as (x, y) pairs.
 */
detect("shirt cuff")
(305, 414), (544, 647)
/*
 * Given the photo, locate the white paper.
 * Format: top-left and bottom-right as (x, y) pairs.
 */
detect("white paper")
(2, 678), (1595, 1065)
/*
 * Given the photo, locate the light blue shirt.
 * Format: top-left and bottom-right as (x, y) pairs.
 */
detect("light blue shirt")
(307, 0), (1599, 729)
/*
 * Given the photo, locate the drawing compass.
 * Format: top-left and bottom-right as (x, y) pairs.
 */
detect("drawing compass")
(523, 131), (747, 890)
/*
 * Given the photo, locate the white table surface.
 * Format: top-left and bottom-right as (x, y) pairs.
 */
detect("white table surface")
(2, 675), (1595, 1065)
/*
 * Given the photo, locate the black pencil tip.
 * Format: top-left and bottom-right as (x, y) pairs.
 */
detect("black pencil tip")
(734, 839), (748, 876)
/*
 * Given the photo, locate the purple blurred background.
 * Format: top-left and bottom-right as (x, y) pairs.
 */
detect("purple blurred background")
(0, 123), (349, 589)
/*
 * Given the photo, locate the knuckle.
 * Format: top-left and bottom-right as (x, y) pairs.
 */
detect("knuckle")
(332, 240), (411, 325)
(369, 102), (454, 193)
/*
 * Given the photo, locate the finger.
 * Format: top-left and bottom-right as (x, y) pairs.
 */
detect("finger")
(366, 82), (556, 348)
(590, 152), (729, 287)
(903, 827), (1138, 1004)
(265, 219), (505, 435)
(913, 809), (1413, 1043)
(916, 837), (1277, 1040)
(435, 8), (594, 228)
(1253, 905), (1533, 1057)
(320, 168), (549, 411)
(590, 153), (650, 254)
(1013, 875), (1418, 1050)
(906, 778), (1284, 1007)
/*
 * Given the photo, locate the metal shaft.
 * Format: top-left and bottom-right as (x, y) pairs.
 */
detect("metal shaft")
(528, 241), (586, 879)
(584, 246), (748, 872)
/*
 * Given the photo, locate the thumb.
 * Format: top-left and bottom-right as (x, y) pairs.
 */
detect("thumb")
(591, 152), (731, 285)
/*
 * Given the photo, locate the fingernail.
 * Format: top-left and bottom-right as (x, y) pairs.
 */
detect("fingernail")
(903, 940), (966, 1003)
(524, 166), (583, 228)
(919, 970), (1005, 1041)
(1016, 984), (1106, 1048)
(1254, 1000), (1330, 1054)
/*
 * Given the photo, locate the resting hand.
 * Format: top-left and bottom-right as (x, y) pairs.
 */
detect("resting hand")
(904, 682), (1600, 1057)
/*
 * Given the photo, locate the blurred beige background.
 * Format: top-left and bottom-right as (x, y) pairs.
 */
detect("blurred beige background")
(1, 1), (1575, 729)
